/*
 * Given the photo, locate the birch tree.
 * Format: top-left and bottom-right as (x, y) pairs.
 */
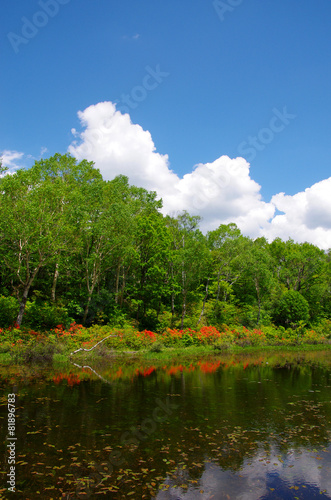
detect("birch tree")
(0, 154), (100, 325)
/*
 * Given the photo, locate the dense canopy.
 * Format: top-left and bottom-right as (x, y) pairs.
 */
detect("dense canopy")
(0, 154), (330, 331)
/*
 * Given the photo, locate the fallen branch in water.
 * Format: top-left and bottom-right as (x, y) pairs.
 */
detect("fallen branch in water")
(71, 361), (111, 384)
(70, 334), (118, 356)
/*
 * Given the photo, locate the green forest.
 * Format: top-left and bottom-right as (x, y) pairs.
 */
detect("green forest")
(0, 153), (330, 337)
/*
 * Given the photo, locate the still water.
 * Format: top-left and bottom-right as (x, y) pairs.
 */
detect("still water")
(0, 350), (331, 499)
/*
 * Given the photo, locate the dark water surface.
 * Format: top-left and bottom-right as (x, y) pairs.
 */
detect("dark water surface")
(1, 350), (331, 499)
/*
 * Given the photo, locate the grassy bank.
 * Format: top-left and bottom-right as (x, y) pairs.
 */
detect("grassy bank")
(142, 342), (331, 360)
(0, 321), (330, 366)
(0, 340), (331, 367)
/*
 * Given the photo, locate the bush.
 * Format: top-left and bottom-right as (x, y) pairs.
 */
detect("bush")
(313, 319), (331, 339)
(274, 290), (310, 328)
(24, 301), (71, 329)
(0, 341), (12, 354)
(213, 339), (231, 351)
(65, 300), (84, 321)
(156, 311), (173, 331)
(0, 296), (19, 327)
(206, 301), (238, 326)
(237, 305), (259, 328)
(302, 329), (327, 345)
(149, 341), (164, 353)
(12, 340), (58, 364)
(181, 332), (198, 347)
(107, 307), (132, 328)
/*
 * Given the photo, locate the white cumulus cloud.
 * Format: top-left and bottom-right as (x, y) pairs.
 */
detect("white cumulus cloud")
(263, 178), (331, 249)
(69, 101), (177, 195)
(68, 101), (331, 250)
(1, 150), (24, 173)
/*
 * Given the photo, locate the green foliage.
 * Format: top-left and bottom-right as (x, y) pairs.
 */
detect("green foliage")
(107, 307), (133, 328)
(1, 320), (329, 364)
(24, 301), (71, 329)
(156, 311), (173, 331)
(312, 319), (331, 339)
(0, 341), (13, 354)
(0, 153), (329, 335)
(0, 296), (19, 327)
(0, 153), (101, 326)
(274, 290), (310, 327)
(13, 340), (58, 364)
(205, 300), (237, 326)
(149, 341), (164, 353)
(65, 300), (84, 320)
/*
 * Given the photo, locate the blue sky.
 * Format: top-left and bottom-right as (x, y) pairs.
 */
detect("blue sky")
(1, 0), (331, 248)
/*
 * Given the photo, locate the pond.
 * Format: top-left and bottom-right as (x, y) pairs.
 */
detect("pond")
(0, 350), (331, 499)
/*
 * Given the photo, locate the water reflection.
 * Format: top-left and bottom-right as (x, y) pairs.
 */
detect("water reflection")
(0, 350), (330, 499)
(156, 446), (331, 499)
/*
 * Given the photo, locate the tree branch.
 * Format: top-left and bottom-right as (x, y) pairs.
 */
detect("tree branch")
(70, 333), (119, 356)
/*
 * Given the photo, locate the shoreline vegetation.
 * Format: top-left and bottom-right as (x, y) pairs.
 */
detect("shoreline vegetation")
(0, 322), (330, 367)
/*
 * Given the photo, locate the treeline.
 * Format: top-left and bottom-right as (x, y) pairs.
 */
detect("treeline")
(0, 153), (330, 331)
